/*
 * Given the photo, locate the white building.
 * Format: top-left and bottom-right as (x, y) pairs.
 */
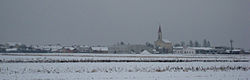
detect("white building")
(140, 50), (151, 54)
(5, 48), (18, 52)
(225, 49), (243, 54)
(75, 45), (90, 53)
(173, 47), (223, 54)
(33, 45), (63, 52)
(173, 47), (184, 54)
(91, 47), (109, 53)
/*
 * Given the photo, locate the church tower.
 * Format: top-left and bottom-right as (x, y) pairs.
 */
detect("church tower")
(158, 25), (162, 40)
(154, 25), (173, 53)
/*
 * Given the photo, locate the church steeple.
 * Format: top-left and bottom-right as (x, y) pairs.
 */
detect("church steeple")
(158, 25), (162, 40)
(158, 25), (162, 33)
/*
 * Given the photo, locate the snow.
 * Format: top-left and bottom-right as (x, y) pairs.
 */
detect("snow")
(140, 50), (151, 54)
(226, 49), (242, 53)
(91, 47), (108, 51)
(35, 45), (63, 51)
(64, 46), (75, 50)
(1, 62), (250, 80)
(5, 48), (18, 51)
(162, 39), (171, 43)
(1, 53), (250, 80)
(189, 47), (213, 50)
(1, 71), (250, 80)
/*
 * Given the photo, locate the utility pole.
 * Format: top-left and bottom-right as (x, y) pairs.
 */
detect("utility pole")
(230, 40), (233, 54)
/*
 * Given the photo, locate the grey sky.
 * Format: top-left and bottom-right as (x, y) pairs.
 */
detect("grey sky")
(0, 0), (249, 49)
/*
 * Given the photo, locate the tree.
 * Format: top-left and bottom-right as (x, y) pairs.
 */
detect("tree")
(180, 41), (185, 47)
(189, 40), (193, 47)
(230, 40), (233, 53)
(120, 41), (125, 45)
(207, 41), (211, 47)
(194, 41), (200, 47)
(174, 43), (181, 47)
(146, 42), (154, 48)
(203, 39), (207, 47)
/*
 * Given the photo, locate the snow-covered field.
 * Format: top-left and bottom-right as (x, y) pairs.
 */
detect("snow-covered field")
(1, 53), (250, 80)
(1, 53), (249, 62)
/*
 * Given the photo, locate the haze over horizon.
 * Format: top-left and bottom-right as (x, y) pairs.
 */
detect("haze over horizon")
(0, 0), (249, 49)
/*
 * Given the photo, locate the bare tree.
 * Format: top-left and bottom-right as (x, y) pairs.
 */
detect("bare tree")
(189, 40), (193, 47)
(180, 41), (185, 47)
(203, 39), (207, 47)
(194, 41), (200, 47)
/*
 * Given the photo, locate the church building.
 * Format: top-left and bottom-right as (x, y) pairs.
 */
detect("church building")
(154, 25), (173, 53)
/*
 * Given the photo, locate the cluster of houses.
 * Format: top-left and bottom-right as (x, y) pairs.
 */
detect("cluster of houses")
(0, 42), (109, 53)
(108, 25), (248, 54)
(173, 46), (245, 54)
(0, 26), (249, 54)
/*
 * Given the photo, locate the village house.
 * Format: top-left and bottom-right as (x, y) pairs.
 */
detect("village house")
(91, 47), (109, 53)
(109, 44), (153, 54)
(75, 45), (91, 53)
(173, 47), (225, 54)
(59, 46), (76, 53)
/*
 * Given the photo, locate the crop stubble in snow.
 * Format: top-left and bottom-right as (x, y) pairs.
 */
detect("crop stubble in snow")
(0, 53), (250, 80)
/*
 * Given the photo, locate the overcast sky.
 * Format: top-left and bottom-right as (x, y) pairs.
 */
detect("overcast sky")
(0, 0), (249, 49)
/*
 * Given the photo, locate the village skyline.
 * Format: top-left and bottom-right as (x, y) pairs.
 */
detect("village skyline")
(1, 1), (250, 80)
(0, 26), (249, 54)
(1, 0), (249, 50)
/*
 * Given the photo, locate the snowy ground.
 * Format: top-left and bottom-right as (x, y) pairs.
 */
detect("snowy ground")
(1, 53), (250, 80)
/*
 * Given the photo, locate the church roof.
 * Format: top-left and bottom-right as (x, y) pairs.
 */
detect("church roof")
(162, 39), (171, 43)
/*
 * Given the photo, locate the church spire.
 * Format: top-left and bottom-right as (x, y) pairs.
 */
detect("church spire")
(158, 25), (162, 40)
(158, 25), (162, 33)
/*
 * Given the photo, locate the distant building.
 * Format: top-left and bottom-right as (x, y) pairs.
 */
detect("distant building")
(5, 48), (18, 52)
(154, 25), (173, 53)
(245, 50), (250, 54)
(91, 47), (109, 53)
(173, 47), (225, 54)
(59, 46), (76, 53)
(109, 44), (153, 54)
(0, 44), (6, 52)
(140, 50), (151, 54)
(75, 45), (91, 53)
(5, 42), (22, 47)
(173, 47), (184, 54)
(33, 44), (63, 52)
(225, 49), (244, 54)
(188, 47), (219, 54)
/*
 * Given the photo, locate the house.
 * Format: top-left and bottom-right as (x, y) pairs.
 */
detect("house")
(6, 48), (18, 53)
(225, 49), (244, 54)
(245, 50), (250, 54)
(91, 47), (108, 53)
(173, 47), (184, 54)
(187, 47), (215, 54)
(33, 44), (63, 52)
(140, 50), (151, 54)
(0, 44), (6, 52)
(108, 44), (153, 54)
(59, 46), (76, 53)
(75, 45), (91, 53)
(173, 47), (224, 54)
